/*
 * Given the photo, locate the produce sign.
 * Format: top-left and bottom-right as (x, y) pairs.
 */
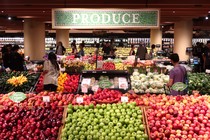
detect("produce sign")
(52, 8), (159, 29)
(171, 82), (187, 92)
(61, 103), (148, 140)
(98, 79), (113, 88)
(9, 92), (26, 103)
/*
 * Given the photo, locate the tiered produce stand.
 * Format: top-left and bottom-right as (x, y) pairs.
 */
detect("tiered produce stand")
(0, 58), (210, 140)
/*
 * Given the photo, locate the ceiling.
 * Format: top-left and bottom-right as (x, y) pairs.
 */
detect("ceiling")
(1, 0), (210, 33)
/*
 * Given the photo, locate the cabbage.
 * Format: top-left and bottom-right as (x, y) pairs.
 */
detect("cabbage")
(134, 89), (139, 93)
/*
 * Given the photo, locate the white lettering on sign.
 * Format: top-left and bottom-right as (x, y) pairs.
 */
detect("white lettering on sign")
(91, 14), (100, 23)
(122, 13), (130, 23)
(72, 14), (80, 23)
(132, 14), (140, 23)
(112, 14), (121, 23)
(81, 14), (89, 23)
(102, 14), (111, 24)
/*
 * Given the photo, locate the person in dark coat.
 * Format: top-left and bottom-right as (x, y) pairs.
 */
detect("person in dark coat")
(10, 45), (25, 71)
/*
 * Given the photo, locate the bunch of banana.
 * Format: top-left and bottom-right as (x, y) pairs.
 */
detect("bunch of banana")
(7, 74), (27, 87)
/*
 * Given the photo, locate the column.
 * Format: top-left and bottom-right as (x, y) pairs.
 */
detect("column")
(56, 29), (69, 48)
(150, 28), (162, 46)
(174, 20), (193, 61)
(24, 19), (45, 60)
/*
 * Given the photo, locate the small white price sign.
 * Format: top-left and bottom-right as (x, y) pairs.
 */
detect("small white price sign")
(81, 86), (88, 93)
(121, 96), (129, 103)
(92, 85), (99, 92)
(42, 96), (50, 102)
(76, 97), (83, 104)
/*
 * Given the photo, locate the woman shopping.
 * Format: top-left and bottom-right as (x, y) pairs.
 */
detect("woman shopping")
(43, 52), (60, 91)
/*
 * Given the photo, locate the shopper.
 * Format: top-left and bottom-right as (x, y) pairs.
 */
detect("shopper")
(10, 45), (25, 71)
(203, 40), (210, 71)
(102, 41), (111, 55)
(71, 44), (77, 55)
(129, 45), (135, 56)
(71, 40), (76, 49)
(55, 41), (66, 55)
(2, 44), (12, 70)
(149, 44), (156, 59)
(167, 53), (187, 96)
(43, 52), (60, 91)
(136, 44), (147, 60)
(78, 43), (85, 57)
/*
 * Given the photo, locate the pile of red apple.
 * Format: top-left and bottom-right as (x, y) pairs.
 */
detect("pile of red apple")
(35, 73), (44, 93)
(0, 92), (36, 106)
(32, 91), (74, 106)
(102, 61), (115, 70)
(146, 104), (210, 140)
(63, 74), (80, 93)
(93, 89), (122, 103)
(72, 94), (96, 105)
(0, 106), (64, 140)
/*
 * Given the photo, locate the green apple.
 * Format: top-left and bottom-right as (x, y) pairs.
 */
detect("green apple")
(142, 134), (149, 139)
(117, 137), (122, 140)
(115, 132), (120, 137)
(124, 136), (130, 140)
(120, 130), (126, 137)
(116, 122), (122, 127)
(139, 124), (145, 131)
(89, 103), (94, 109)
(111, 136), (116, 140)
(80, 135), (85, 140)
(101, 104), (107, 108)
(96, 104), (101, 109)
(130, 136), (135, 140)
(87, 135), (92, 140)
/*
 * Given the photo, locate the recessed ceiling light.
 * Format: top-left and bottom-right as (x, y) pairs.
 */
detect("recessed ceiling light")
(162, 26), (164, 28)
(208, 11), (210, 13)
(1, 11), (4, 13)
(22, 20), (24, 22)
(43, 11), (45, 13)
(8, 17), (11, 20)
(173, 11), (175, 13)
(205, 16), (208, 20)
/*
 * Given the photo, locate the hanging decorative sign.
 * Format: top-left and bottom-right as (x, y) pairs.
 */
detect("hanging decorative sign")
(52, 8), (160, 29)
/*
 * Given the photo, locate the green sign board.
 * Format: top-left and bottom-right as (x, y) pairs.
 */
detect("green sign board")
(52, 8), (160, 29)
(99, 79), (113, 89)
(9, 92), (26, 103)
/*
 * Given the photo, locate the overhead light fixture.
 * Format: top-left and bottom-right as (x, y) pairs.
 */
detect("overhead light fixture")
(43, 11), (45, 13)
(22, 20), (24, 22)
(8, 17), (11, 20)
(205, 16), (208, 20)
(173, 11), (175, 13)
(162, 26), (164, 28)
(1, 11), (4, 13)
(208, 11), (210, 13)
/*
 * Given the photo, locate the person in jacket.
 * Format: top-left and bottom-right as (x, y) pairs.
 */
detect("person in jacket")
(55, 41), (66, 55)
(43, 52), (60, 91)
(129, 45), (135, 56)
(10, 45), (25, 71)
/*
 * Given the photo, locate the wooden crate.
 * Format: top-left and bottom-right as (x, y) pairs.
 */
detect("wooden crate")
(143, 107), (151, 140)
(57, 106), (67, 140)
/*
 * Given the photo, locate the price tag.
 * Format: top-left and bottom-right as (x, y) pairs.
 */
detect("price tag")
(92, 85), (99, 92)
(118, 77), (128, 90)
(81, 78), (91, 86)
(42, 96), (50, 102)
(76, 97), (83, 104)
(121, 96), (129, 103)
(81, 85), (88, 93)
